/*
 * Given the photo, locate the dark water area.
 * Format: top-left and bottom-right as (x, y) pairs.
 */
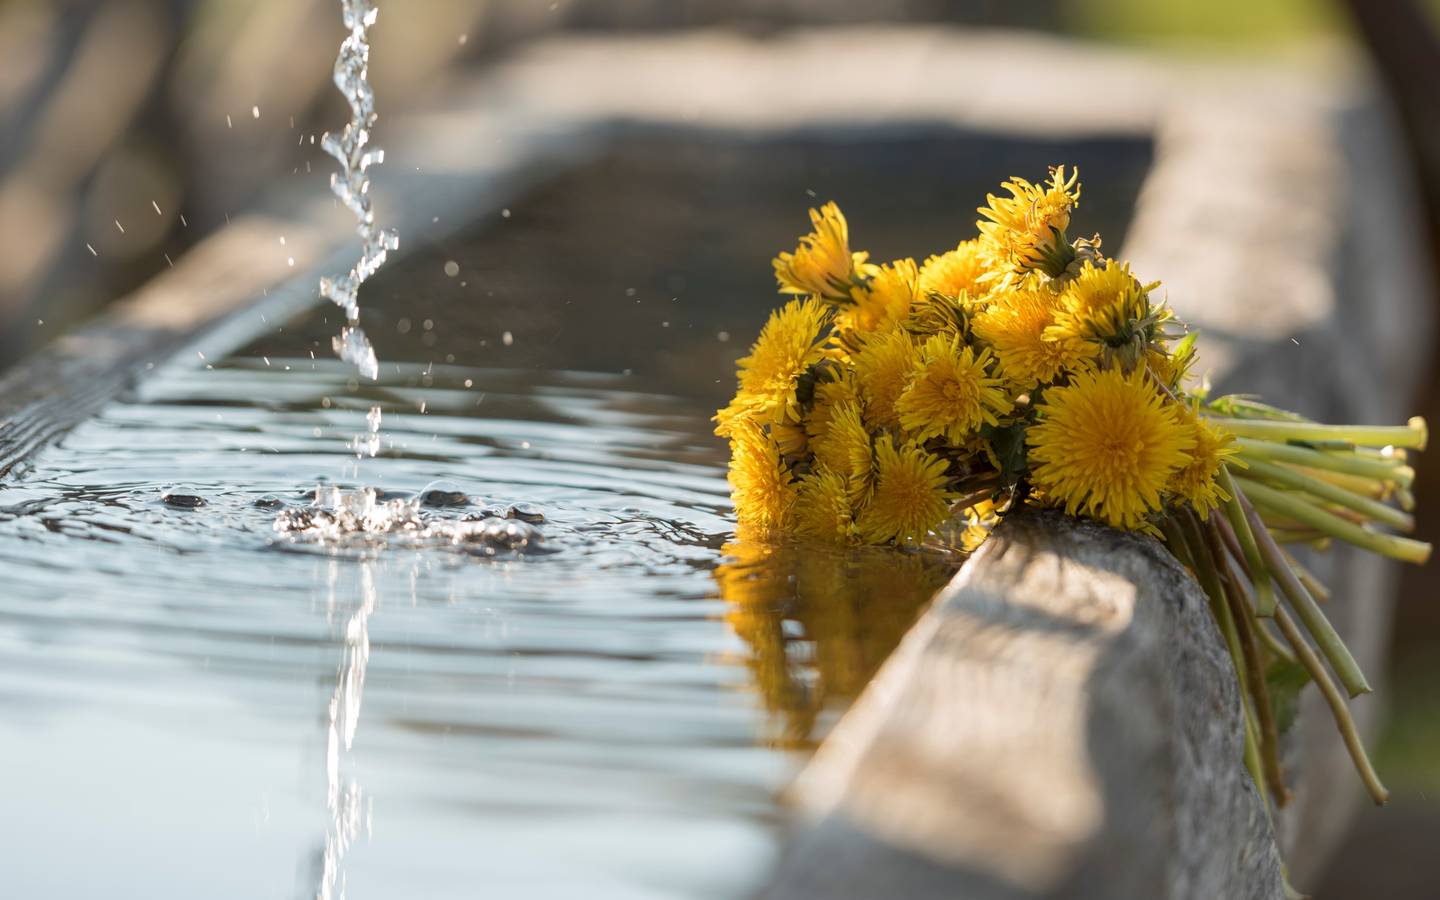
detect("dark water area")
(0, 131), (1148, 898)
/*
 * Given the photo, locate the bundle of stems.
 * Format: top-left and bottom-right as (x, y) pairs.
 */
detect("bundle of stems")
(1160, 397), (1428, 809)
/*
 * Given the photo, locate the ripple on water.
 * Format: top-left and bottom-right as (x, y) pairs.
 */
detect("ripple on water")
(0, 356), (955, 900)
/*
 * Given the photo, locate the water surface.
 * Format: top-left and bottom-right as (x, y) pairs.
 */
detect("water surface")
(0, 131), (1148, 898)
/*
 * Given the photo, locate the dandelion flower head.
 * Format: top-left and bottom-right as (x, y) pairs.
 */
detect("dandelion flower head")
(896, 334), (1012, 444)
(773, 202), (866, 301)
(855, 436), (953, 544)
(1027, 365), (1195, 532)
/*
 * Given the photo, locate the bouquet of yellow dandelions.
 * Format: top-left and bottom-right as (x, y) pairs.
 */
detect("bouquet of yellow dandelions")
(715, 165), (1429, 816)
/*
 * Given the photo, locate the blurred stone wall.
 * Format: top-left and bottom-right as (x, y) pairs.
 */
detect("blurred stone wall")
(0, 0), (1066, 365)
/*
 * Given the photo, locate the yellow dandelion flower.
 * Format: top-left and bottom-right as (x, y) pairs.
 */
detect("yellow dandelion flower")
(727, 419), (797, 537)
(805, 371), (862, 441)
(855, 436), (953, 545)
(977, 165), (1080, 275)
(896, 334), (1012, 443)
(971, 285), (1092, 388)
(795, 467), (856, 543)
(1027, 366), (1195, 532)
(714, 297), (828, 435)
(772, 421), (809, 457)
(837, 258), (917, 334)
(851, 326), (920, 430)
(919, 239), (991, 301)
(773, 202), (867, 301)
(1047, 260), (1154, 366)
(812, 400), (874, 502)
(1168, 417), (1238, 519)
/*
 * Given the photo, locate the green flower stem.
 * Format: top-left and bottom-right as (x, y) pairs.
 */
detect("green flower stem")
(1292, 466), (1390, 499)
(1160, 515), (1195, 570)
(1218, 468), (1276, 616)
(1397, 485), (1417, 512)
(1241, 458), (1415, 533)
(1208, 417), (1427, 450)
(1210, 521), (1299, 666)
(1256, 617), (1298, 664)
(1180, 513), (1268, 805)
(1236, 439), (1414, 486)
(1267, 529), (1328, 546)
(1272, 605), (1389, 805)
(1279, 546), (1331, 604)
(1238, 477), (1432, 564)
(1241, 704), (1269, 811)
(1211, 524), (1288, 804)
(1242, 495), (1373, 697)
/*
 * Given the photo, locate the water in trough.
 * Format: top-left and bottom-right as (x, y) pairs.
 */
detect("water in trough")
(0, 25), (1152, 894)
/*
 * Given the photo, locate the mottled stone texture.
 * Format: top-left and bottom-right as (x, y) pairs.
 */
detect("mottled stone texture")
(760, 509), (1283, 900)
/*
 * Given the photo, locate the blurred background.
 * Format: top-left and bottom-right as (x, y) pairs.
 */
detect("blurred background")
(1, 1), (1437, 895)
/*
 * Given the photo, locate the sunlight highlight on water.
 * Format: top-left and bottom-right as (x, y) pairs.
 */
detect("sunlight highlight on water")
(318, 559), (375, 900)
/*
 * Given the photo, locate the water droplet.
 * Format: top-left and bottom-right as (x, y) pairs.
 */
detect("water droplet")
(443, 260), (459, 277)
(502, 331), (514, 346)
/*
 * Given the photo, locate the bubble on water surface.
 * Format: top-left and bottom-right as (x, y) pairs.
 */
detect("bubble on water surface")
(419, 480), (468, 508)
(161, 491), (206, 509)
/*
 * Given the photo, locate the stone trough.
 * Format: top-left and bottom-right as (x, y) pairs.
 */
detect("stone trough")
(0, 26), (1429, 900)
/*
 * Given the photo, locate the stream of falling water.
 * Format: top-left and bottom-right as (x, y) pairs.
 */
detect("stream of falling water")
(320, 0), (396, 384)
(314, 2), (392, 898)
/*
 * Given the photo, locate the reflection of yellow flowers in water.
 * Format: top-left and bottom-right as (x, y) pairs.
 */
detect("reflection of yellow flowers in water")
(856, 436), (954, 544)
(726, 419), (796, 537)
(978, 165), (1080, 274)
(852, 326), (919, 430)
(773, 202), (866, 301)
(919, 239), (991, 301)
(972, 284), (1089, 388)
(1169, 416), (1238, 519)
(1028, 366), (1195, 533)
(714, 297), (828, 434)
(714, 539), (955, 749)
(897, 334), (1011, 444)
(838, 258), (917, 335)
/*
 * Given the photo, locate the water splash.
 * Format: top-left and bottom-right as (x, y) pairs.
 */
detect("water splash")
(276, 484), (546, 554)
(319, 0), (397, 381)
(347, 404), (383, 470)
